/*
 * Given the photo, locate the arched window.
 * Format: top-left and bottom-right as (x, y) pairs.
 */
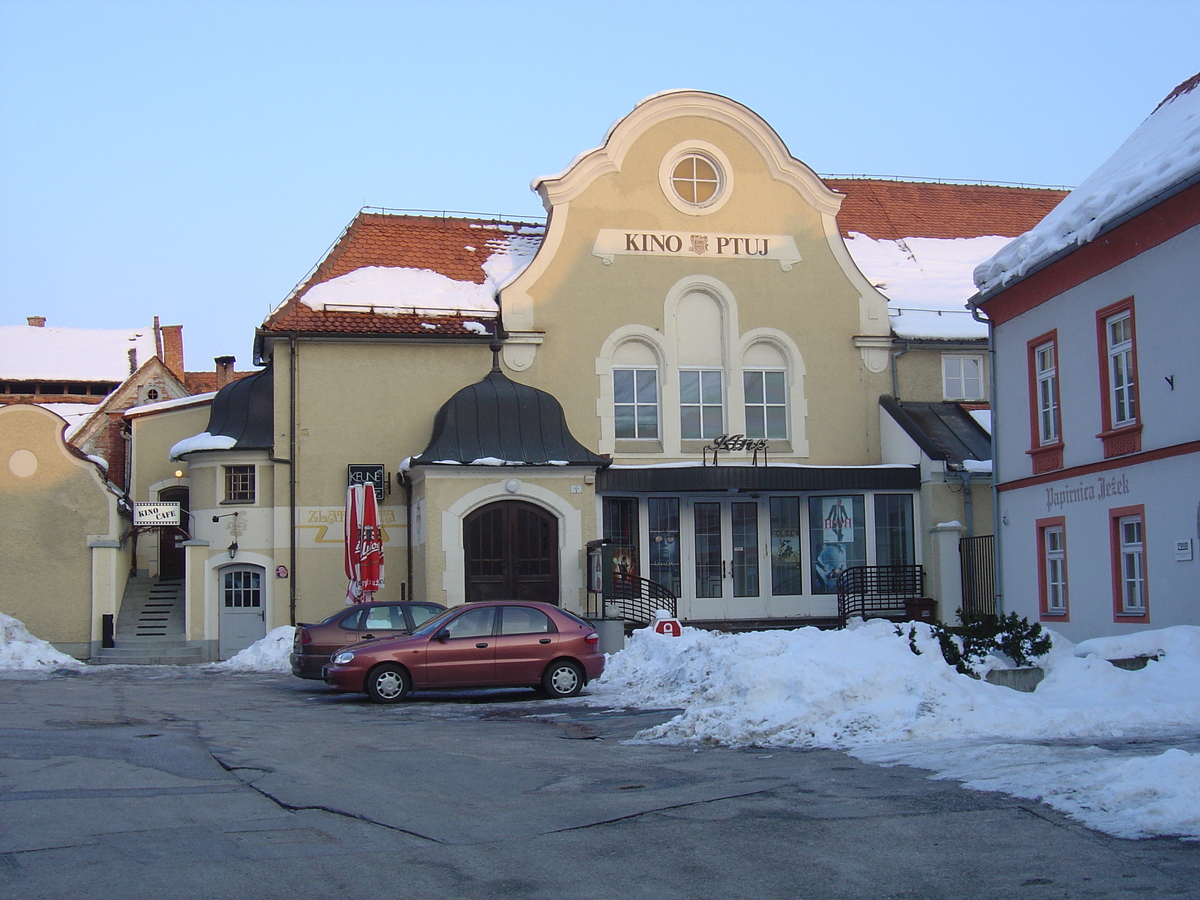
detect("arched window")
(676, 290), (725, 440)
(612, 340), (660, 440)
(222, 566), (262, 609)
(742, 342), (788, 440)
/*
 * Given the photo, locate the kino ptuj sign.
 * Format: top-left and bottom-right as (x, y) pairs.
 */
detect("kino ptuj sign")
(592, 229), (802, 271)
(134, 502), (182, 526)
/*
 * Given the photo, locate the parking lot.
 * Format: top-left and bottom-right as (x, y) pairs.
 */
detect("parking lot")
(2, 666), (1199, 899)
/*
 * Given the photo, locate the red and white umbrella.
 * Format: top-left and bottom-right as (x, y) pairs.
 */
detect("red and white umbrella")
(344, 483), (384, 604)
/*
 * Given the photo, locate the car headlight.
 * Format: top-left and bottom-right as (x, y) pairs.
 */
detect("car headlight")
(331, 651), (355, 665)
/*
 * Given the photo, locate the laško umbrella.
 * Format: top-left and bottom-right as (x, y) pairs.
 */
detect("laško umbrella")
(344, 483), (384, 604)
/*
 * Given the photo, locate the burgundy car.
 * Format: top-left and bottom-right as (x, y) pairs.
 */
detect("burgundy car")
(291, 600), (445, 679)
(323, 601), (604, 703)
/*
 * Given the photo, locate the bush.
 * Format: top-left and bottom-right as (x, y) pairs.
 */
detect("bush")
(907, 610), (1052, 678)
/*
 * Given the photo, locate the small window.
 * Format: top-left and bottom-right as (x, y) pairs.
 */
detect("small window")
(1041, 523), (1068, 616)
(614, 368), (659, 439)
(670, 153), (722, 206)
(943, 355), (984, 401)
(224, 465), (255, 503)
(222, 567), (261, 608)
(1117, 514), (1146, 615)
(1034, 341), (1059, 445)
(1106, 311), (1137, 427)
(499, 606), (555, 635)
(443, 606), (496, 639)
(744, 370), (787, 440)
(680, 369), (724, 439)
(146, 388), (159, 401)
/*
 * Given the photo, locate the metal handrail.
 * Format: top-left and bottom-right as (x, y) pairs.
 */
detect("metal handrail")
(837, 565), (927, 623)
(602, 573), (678, 627)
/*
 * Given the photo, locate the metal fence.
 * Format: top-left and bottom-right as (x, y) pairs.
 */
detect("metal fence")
(959, 533), (997, 619)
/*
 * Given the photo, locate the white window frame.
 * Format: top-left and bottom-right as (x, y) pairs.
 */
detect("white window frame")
(1106, 311), (1137, 427)
(1043, 525), (1067, 614)
(1117, 514), (1146, 614)
(743, 369), (788, 440)
(679, 368), (724, 440)
(942, 354), (984, 401)
(613, 367), (660, 440)
(1034, 341), (1059, 445)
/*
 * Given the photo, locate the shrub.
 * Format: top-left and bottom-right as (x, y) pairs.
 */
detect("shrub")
(909, 610), (1052, 678)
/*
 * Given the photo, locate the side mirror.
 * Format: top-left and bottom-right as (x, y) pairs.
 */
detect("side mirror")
(433, 629), (451, 642)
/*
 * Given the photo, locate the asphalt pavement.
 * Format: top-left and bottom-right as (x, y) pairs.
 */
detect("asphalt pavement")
(1, 666), (1198, 899)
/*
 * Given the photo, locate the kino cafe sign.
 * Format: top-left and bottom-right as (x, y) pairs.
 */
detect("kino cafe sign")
(592, 229), (802, 271)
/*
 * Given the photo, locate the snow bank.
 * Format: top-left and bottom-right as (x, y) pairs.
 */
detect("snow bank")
(0, 612), (84, 671)
(591, 621), (1200, 839)
(212, 626), (294, 673)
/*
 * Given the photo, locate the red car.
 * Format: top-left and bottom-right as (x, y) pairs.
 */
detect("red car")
(323, 601), (604, 703)
(291, 600), (446, 680)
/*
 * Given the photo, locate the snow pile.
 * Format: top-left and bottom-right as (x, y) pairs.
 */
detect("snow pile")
(300, 229), (541, 316)
(845, 233), (1008, 339)
(0, 612), (84, 671)
(976, 73), (1200, 293)
(169, 430), (237, 460)
(213, 626), (294, 673)
(592, 620), (1200, 839)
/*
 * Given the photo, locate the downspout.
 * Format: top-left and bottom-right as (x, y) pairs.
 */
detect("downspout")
(960, 471), (974, 539)
(890, 342), (910, 400)
(288, 336), (298, 624)
(970, 299), (1002, 616)
(402, 471), (414, 601)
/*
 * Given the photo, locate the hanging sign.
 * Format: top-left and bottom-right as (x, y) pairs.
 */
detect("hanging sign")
(348, 464), (386, 501)
(134, 502), (181, 526)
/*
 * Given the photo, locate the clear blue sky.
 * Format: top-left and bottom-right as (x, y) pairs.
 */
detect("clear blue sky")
(1, 0), (1197, 371)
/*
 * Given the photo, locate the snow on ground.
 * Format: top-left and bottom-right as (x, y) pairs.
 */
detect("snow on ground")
(590, 619), (1200, 840)
(4, 606), (1199, 839)
(210, 626), (294, 673)
(0, 612), (84, 671)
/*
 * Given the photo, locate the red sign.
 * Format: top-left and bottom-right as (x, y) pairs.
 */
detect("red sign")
(653, 618), (682, 637)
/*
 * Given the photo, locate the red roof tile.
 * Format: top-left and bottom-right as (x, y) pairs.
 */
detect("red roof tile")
(826, 179), (1067, 241)
(262, 182), (1066, 337)
(262, 212), (537, 336)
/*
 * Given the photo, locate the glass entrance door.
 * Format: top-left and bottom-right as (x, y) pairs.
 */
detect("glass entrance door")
(689, 499), (763, 609)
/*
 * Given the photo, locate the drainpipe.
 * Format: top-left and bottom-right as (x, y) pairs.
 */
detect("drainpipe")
(970, 299), (1002, 616)
(960, 470), (974, 539)
(890, 342), (910, 400)
(402, 471), (414, 601)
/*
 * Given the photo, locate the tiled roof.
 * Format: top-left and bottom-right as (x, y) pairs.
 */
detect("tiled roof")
(826, 179), (1068, 241)
(262, 213), (540, 336)
(261, 182), (1065, 338)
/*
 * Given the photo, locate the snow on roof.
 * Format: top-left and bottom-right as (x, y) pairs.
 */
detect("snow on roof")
(0, 323), (157, 381)
(845, 234), (1008, 340)
(169, 431), (237, 460)
(29, 402), (102, 439)
(124, 391), (216, 418)
(976, 73), (1200, 293)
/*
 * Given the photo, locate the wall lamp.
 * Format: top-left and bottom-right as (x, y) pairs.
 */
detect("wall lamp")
(212, 511), (239, 559)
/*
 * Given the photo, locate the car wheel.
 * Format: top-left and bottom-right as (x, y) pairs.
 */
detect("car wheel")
(541, 660), (584, 698)
(365, 664), (410, 703)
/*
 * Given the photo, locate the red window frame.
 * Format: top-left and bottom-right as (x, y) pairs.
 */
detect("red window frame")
(1109, 504), (1149, 623)
(1026, 330), (1063, 473)
(1095, 298), (1141, 458)
(1035, 516), (1069, 621)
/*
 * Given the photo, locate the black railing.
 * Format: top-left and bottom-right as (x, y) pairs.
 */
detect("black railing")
(837, 565), (928, 624)
(960, 534), (996, 619)
(589, 573), (678, 628)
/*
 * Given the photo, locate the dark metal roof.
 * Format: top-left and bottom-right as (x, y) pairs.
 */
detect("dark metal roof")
(204, 364), (274, 450)
(412, 347), (606, 467)
(879, 395), (991, 467)
(598, 464), (919, 493)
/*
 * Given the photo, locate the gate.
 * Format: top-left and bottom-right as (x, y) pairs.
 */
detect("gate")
(959, 534), (996, 619)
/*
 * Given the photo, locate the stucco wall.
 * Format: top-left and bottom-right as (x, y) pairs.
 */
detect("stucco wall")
(0, 404), (119, 651)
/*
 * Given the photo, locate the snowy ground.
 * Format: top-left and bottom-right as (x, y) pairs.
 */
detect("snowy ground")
(3, 610), (1197, 841)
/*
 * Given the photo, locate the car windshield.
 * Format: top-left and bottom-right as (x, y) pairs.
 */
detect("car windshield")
(408, 606), (463, 637)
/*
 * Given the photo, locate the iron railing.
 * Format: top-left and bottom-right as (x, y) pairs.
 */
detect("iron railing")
(588, 573), (678, 628)
(837, 565), (927, 624)
(959, 534), (997, 619)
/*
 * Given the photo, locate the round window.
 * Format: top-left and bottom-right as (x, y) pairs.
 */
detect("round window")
(670, 153), (722, 206)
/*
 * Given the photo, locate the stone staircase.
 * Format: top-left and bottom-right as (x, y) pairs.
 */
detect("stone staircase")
(91, 576), (205, 665)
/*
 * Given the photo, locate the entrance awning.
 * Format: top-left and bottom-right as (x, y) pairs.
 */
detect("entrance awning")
(596, 464), (919, 493)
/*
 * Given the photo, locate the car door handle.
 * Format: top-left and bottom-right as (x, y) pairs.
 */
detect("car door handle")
(476, 642), (489, 649)
(362, 634), (374, 640)
(539, 638), (552, 644)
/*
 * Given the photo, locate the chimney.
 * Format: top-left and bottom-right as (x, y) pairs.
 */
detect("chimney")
(27, 316), (46, 327)
(215, 356), (236, 389)
(159, 324), (185, 376)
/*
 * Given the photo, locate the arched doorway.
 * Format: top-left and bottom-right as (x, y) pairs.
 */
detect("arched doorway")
(464, 500), (559, 604)
(158, 487), (189, 579)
